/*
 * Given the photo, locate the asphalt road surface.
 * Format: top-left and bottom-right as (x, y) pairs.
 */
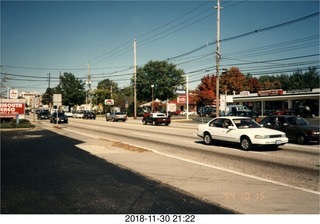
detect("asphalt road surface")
(1, 128), (234, 214)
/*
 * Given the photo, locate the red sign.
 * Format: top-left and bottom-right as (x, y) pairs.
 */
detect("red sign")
(104, 99), (114, 105)
(0, 99), (25, 118)
(258, 89), (283, 96)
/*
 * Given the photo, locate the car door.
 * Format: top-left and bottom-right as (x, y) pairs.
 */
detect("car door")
(208, 118), (230, 141)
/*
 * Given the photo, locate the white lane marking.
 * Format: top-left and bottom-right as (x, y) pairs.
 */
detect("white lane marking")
(149, 148), (320, 195)
(63, 127), (320, 195)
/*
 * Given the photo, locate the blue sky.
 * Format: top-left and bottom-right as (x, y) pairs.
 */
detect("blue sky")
(1, 0), (319, 95)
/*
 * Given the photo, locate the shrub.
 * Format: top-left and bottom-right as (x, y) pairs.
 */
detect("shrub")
(0, 119), (35, 129)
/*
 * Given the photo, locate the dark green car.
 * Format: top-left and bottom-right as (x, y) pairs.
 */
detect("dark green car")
(260, 115), (319, 144)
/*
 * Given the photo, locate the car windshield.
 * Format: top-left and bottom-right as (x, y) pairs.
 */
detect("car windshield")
(233, 118), (261, 129)
(286, 116), (309, 125)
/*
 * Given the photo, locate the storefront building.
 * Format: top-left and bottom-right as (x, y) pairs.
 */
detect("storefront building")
(228, 88), (320, 116)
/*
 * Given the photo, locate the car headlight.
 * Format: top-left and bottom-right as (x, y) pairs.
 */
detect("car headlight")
(312, 131), (320, 135)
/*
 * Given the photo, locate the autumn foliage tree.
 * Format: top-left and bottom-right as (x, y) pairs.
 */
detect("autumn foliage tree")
(194, 75), (216, 106)
(220, 67), (246, 94)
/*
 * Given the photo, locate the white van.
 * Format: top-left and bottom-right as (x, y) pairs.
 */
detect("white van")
(226, 105), (250, 113)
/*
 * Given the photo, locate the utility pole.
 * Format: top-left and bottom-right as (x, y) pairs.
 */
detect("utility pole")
(48, 73), (51, 89)
(186, 74), (189, 120)
(133, 38), (137, 119)
(87, 61), (92, 110)
(215, 0), (222, 117)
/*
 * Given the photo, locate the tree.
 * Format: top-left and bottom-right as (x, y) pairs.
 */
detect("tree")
(245, 74), (263, 93)
(259, 75), (281, 90)
(93, 79), (119, 105)
(135, 60), (185, 101)
(56, 72), (86, 107)
(41, 88), (54, 105)
(220, 67), (246, 94)
(195, 74), (216, 106)
(301, 67), (319, 89)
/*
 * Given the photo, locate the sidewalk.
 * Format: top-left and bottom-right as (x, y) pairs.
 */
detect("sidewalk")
(75, 135), (319, 214)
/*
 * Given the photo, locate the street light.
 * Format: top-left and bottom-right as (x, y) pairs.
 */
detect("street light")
(151, 84), (154, 112)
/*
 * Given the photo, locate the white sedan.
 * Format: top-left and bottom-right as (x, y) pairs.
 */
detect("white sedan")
(197, 117), (288, 150)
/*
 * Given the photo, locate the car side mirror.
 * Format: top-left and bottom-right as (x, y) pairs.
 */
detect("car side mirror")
(228, 126), (236, 130)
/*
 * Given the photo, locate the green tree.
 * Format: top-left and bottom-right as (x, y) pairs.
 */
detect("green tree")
(41, 88), (54, 105)
(302, 67), (319, 89)
(94, 79), (119, 104)
(55, 72), (86, 107)
(135, 60), (185, 101)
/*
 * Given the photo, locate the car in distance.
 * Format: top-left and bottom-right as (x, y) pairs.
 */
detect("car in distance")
(64, 111), (73, 117)
(49, 112), (68, 124)
(142, 113), (171, 126)
(260, 115), (320, 144)
(37, 110), (50, 120)
(83, 111), (96, 119)
(106, 112), (127, 122)
(197, 117), (288, 150)
(73, 111), (84, 118)
(226, 110), (260, 122)
(273, 109), (295, 115)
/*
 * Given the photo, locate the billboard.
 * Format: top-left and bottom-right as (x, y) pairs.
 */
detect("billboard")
(0, 99), (25, 118)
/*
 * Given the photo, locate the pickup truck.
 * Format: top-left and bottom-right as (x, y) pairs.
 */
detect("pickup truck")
(142, 113), (171, 126)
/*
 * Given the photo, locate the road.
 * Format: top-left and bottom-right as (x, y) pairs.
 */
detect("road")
(57, 116), (320, 192)
(5, 115), (320, 214)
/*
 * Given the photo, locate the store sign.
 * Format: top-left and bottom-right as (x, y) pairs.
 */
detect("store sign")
(177, 95), (186, 103)
(258, 89), (283, 96)
(10, 89), (18, 99)
(287, 88), (312, 94)
(0, 99), (25, 117)
(104, 99), (114, 105)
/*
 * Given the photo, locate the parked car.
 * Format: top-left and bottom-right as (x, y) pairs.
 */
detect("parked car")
(49, 112), (68, 124)
(226, 110), (260, 122)
(64, 111), (73, 117)
(197, 117), (288, 150)
(198, 106), (224, 117)
(273, 109), (295, 115)
(37, 110), (50, 120)
(73, 111), (84, 118)
(142, 113), (171, 126)
(226, 105), (250, 113)
(83, 111), (96, 119)
(291, 106), (316, 118)
(180, 110), (196, 116)
(106, 112), (127, 122)
(260, 115), (320, 144)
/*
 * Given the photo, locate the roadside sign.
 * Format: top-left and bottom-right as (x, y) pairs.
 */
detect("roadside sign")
(53, 94), (62, 106)
(10, 89), (18, 99)
(104, 99), (114, 105)
(0, 99), (25, 118)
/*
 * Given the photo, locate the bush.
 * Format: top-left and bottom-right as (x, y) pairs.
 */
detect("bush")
(0, 119), (35, 129)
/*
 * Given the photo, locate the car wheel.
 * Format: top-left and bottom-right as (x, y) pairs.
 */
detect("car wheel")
(296, 133), (308, 144)
(153, 121), (157, 125)
(143, 120), (147, 125)
(240, 136), (252, 150)
(203, 132), (213, 145)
